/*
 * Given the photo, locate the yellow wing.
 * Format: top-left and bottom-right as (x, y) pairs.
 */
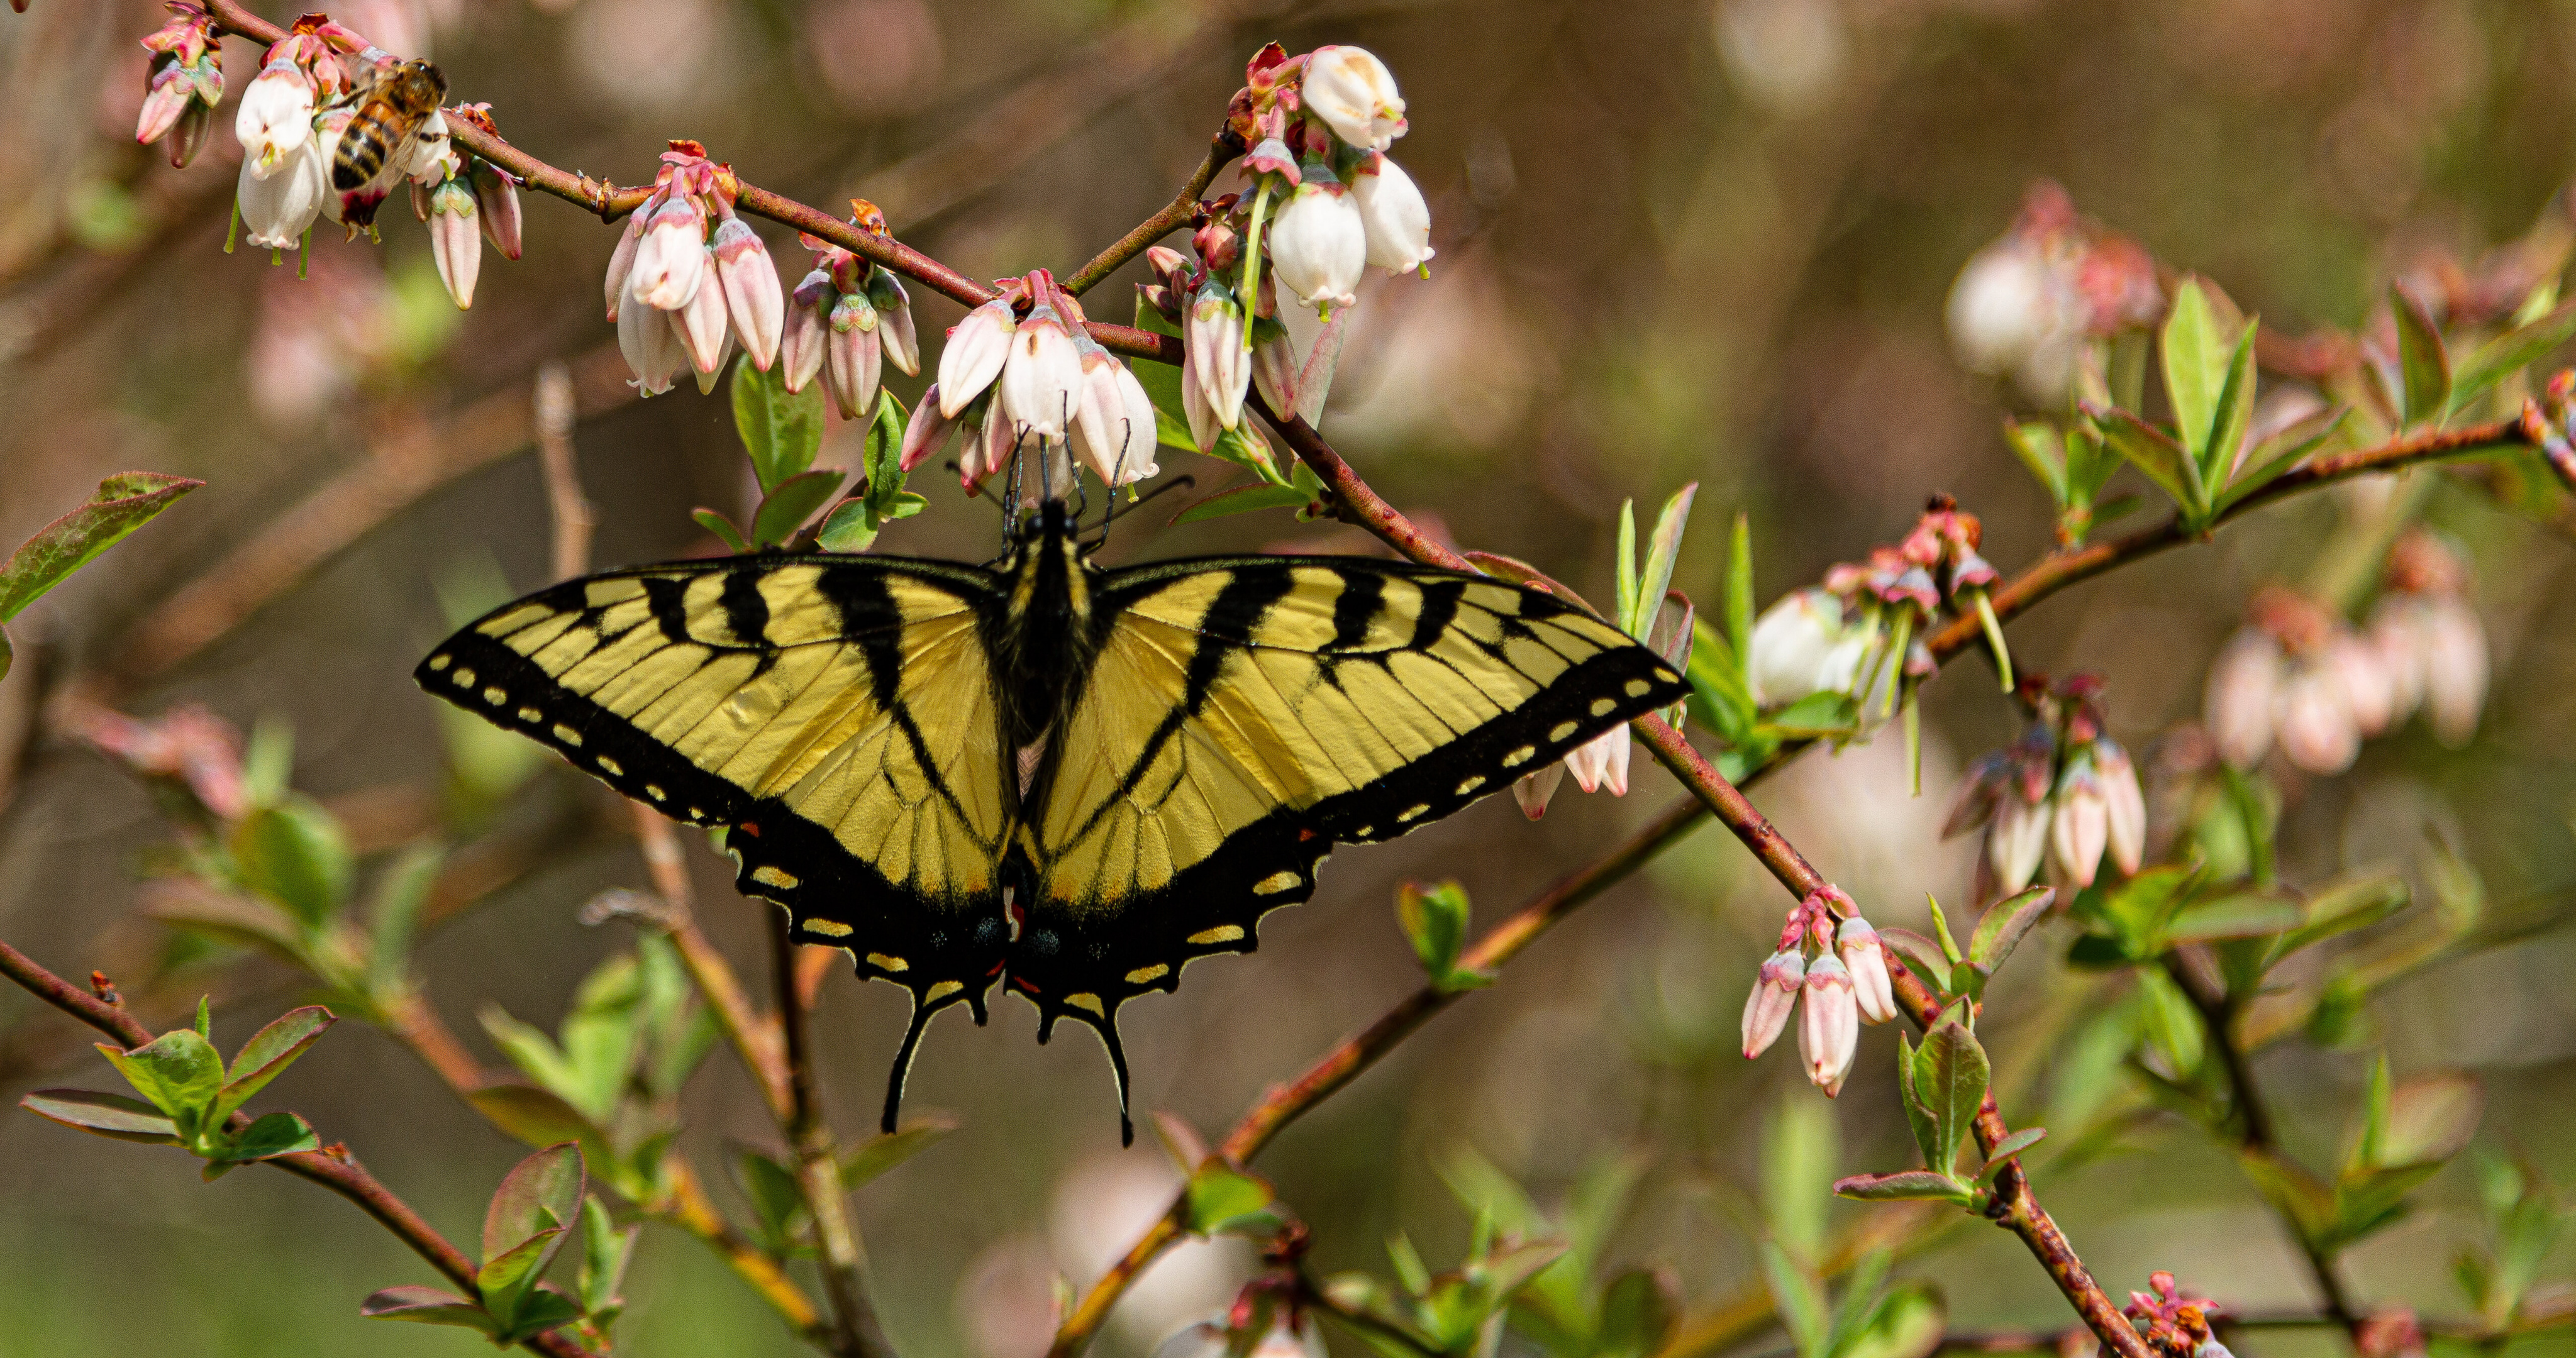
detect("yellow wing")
(416, 556), (1014, 1026)
(1002, 557), (1689, 1064)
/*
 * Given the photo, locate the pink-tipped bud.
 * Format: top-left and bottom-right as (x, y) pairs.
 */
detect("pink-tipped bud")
(169, 98), (215, 169)
(960, 407), (1016, 495)
(674, 246), (732, 373)
(1512, 763), (1567, 820)
(712, 218), (786, 372)
(2050, 758), (2109, 888)
(1836, 917), (1897, 1025)
(1562, 726), (1632, 797)
(825, 290), (884, 421)
(1144, 245), (1193, 292)
(2422, 598), (2487, 747)
(1799, 954), (1860, 1096)
(1988, 787), (2050, 894)
(1184, 284), (1250, 431)
(470, 161), (523, 261)
(780, 270), (831, 394)
(426, 179), (480, 309)
(604, 210), (644, 322)
(2096, 739), (2145, 877)
(1352, 153), (1434, 275)
(618, 287), (684, 396)
(900, 386), (960, 472)
(1251, 325), (1299, 417)
(1071, 347), (1158, 488)
(629, 197), (709, 311)
(938, 297), (1016, 417)
(867, 268), (919, 377)
(1741, 949), (1806, 1059)
(1179, 341), (1221, 452)
(999, 304), (1084, 439)
(136, 55), (197, 146)
(2205, 630), (2284, 770)
(2276, 665), (2358, 775)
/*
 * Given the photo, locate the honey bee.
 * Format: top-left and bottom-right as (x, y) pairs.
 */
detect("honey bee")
(331, 58), (448, 194)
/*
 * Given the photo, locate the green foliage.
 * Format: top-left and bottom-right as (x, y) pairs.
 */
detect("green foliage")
(363, 1143), (596, 1344)
(22, 1004), (335, 1168)
(1182, 1161), (1284, 1239)
(817, 390), (929, 551)
(732, 351), (827, 493)
(2389, 284), (2451, 428)
(0, 472), (202, 679)
(1837, 1007), (1994, 1208)
(1396, 880), (1494, 993)
(1759, 1244), (1943, 1358)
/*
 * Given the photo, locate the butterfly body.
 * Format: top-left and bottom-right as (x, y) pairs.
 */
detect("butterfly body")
(419, 498), (1687, 1140)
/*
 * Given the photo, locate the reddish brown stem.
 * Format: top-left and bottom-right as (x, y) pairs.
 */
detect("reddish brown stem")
(0, 938), (597, 1358)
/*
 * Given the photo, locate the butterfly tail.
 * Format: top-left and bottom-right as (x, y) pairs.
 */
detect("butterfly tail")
(880, 998), (942, 1135)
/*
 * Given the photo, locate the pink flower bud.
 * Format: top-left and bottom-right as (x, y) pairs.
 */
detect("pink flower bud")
(169, 98), (215, 169)
(1301, 45), (1407, 152)
(825, 290), (884, 421)
(629, 197), (708, 311)
(2050, 758), (2109, 888)
(694, 319), (736, 395)
(673, 246), (733, 373)
(1250, 325), (1299, 416)
(1185, 284), (1249, 430)
(1741, 949), (1806, 1059)
(1562, 726), (1631, 797)
(1267, 174), (1367, 313)
(2275, 665), (2358, 775)
(1799, 954), (1860, 1095)
(1179, 341), (1221, 453)
(427, 179), (480, 309)
(2328, 632), (2395, 736)
(1143, 245), (1193, 292)
(1352, 153), (1434, 275)
(2423, 598), (2487, 748)
(712, 218), (785, 372)
(867, 268), (919, 377)
(1837, 917), (1897, 1025)
(1511, 763), (1567, 819)
(960, 407), (1016, 495)
(604, 210), (643, 322)
(135, 55), (197, 146)
(1071, 346), (1158, 487)
(780, 270), (831, 394)
(471, 161), (523, 261)
(1988, 786), (2050, 893)
(2204, 630), (2283, 769)
(999, 304), (1084, 439)
(900, 385), (959, 472)
(938, 297), (1016, 417)
(2096, 739), (2145, 877)
(618, 288), (683, 396)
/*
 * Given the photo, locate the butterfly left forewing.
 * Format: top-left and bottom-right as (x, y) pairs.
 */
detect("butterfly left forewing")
(1005, 558), (1689, 1130)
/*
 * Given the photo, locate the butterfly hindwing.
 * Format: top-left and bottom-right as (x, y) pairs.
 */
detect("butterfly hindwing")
(415, 556), (1016, 1031)
(1004, 557), (1690, 1096)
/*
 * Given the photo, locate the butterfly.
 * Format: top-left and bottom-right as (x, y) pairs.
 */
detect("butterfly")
(418, 488), (1689, 1143)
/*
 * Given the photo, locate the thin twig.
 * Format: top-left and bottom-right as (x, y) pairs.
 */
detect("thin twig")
(1062, 132), (1243, 296)
(0, 938), (599, 1358)
(775, 912), (891, 1358)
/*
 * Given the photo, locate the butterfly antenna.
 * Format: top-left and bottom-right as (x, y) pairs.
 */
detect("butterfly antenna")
(1080, 473), (1197, 550)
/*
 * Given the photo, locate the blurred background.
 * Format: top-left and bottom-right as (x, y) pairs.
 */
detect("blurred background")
(1, 0), (2572, 1355)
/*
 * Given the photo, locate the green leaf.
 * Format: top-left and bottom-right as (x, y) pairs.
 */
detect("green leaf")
(1838, 1281), (1946, 1358)
(1977, 1127), (2046, 1181)
(2092, 407), (2206, 518)
(2201, 321), (2260, 487)
(494, 1285), (585, 1342)
(99, 1028), (225, 1137)
(1763, 1093), (1838, 1262)
(215, 1005), (335, 1123)
(2216, 407), (2347, 514)
(1182, 1162), (1275, 1237)
(2135, 966), (2206, 1078)
(816, 497), (879, 553)
(1761, 691), (1860, 739)
(1394, 880), (1489, 991)
(1632, 483), (1697, 643)
(2004, 420), (2067, 503)
(2450, 298), (2576, 414)
(1825, 1249), (1894, 1358)
(1596, 1268), (1680, 1358)
(2162, 892), (2306, 943)
(1726, 513), (1755, 693)
(1831, 1170), (1972, 1204)
(1917, 1018), (1990, 1177)
(2084, 862), (2201, 957)
(1171, 481), (1313, 524)
(750, 468), (845, 548)
(578, 1196), (638, 1323)
(692, 508), (752, 555)
(2377, 1074), (2482, 1168)
(479, 1006), (592, 1116)
(1760, 1240), (1831, 1358)
(840, 1117), (957, 1191)
(361, 1286), (499, 1333)
(1879, 929), (1949, 995)
(18, 1088), (181, 1144)
(1925, 895), (1963, 966)
(1967, 886), (2053, 972)
(2240, 1149), (2340, 1245)
(465, 1083), (606, 1157)
(2391, 284), (2451, 427)
(2273, 876), (2409, 960)
(484, 1142), (586, 1262)
(230, 797), (354, 929)
(731, 354), (827, 492)
(365, 844), (444, 1003)
(0, 473), (202, 624)
(241, 717), (294, 810)
(2161, 280), (2228, 459)
(214, 1109), (319, 1163)
(733, 1147), (808, 1254)
(1894, 1033), (1941, 1172)
(1685, 618), (1757, 745)
(1614, 499), (1638, 640)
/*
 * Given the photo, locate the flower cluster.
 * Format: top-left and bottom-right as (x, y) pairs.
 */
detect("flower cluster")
(604, 142), (787, 396)
(1741, 887), (1897, 1096)
(1945, 180), (2163, 404)
(2202, 539), (2487, 776)
(1747, 499), (2009, 726)
(225, 16), (521, 307)
(136, 1), (223, 169)
(1140, 43), (1433, 445)
(780, 203), (921, 420)
(901, 269), (1159, 497)
(2124, 1272), (2231, 1358)
(1945, 674), (2147, 896)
